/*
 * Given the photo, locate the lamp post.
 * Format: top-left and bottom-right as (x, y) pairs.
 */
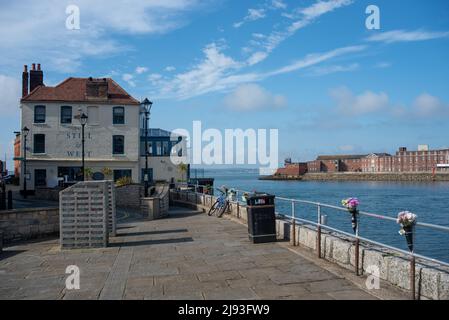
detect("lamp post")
(141, 98), (153, 197)
(78, 113), (88, 181)
(22, 126), (30, 198)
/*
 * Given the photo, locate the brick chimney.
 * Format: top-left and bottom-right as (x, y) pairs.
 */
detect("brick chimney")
(29, 63), (44, 92)
(86, 78), (108, 101)
(22, 65), (29, 97)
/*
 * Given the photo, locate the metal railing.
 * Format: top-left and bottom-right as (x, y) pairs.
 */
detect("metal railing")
(178, 184), (449, 299)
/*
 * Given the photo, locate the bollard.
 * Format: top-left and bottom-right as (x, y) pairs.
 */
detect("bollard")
(0, 191), (5, 210)
(7, 190), (12, 209)
(237, 202), (240, 219)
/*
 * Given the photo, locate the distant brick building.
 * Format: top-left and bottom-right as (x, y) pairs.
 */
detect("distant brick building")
(362, 147), (449, 173)
(307, 155), (366, 173)
(274, 159), (308, 176)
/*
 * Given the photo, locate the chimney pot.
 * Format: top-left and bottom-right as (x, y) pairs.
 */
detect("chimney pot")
(29, 63), (44, 92)
(24, 65), (28, 72)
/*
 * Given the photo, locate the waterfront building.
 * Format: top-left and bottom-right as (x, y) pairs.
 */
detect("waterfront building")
(274, 159), (307, 177)
(361, 147), (449, 173)
(16, 63), (187, 191)
(140, 128), (187, 183)
(307, 155), (366, 173)
(360, 153), (392, 173)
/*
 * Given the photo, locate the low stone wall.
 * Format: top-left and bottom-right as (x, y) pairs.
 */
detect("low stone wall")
(0, 207), (59, 244)
(170, 190), (449, 300)
(115, 184), (144, 210)
(302, 172), (449, 182)
(34, 187), (62, 201)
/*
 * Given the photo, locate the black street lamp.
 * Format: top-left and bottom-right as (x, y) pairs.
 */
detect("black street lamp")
(78, 113), (88, 181)
(22, 126), (30, 198)
(141, 98), (153, 197)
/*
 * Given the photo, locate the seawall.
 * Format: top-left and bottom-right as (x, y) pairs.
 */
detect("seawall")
(261, 172), (449, 182)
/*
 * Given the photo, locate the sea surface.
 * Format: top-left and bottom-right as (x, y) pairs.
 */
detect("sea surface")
(202, 168), (449, 263)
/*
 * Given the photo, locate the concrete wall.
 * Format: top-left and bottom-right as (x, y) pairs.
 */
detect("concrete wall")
(141, 156), (185, 183)
(170, 190), (449, 300)
(0, 207), (59, 243)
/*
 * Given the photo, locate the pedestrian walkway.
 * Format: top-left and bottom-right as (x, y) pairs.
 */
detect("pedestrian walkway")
(0, 207), (379, 300)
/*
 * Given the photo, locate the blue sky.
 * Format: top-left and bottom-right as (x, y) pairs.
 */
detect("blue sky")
(1, 0), (449, 169)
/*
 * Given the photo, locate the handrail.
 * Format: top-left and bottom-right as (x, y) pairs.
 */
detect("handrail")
(179, 184), (449, 269)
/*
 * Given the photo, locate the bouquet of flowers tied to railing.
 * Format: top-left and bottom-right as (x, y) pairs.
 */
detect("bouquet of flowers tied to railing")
(397, 211), (417, 252)
(341, 197), (360, 233)
(341, 198), (360, 213)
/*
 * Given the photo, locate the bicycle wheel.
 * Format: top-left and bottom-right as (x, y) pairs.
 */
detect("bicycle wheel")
(216, 201), (229, 218)
(208, 200), (220, 216)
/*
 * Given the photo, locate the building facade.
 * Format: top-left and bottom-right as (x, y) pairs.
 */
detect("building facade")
(16, 63), (188, 191)
(307, 155), (365, 173)
(361, 147), (449, 173)
(140, 128), (187, 183)
(19, 65), (141, 190)
(274, 159), (307, 177)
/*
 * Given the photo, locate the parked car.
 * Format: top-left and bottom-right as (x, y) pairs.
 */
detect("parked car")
(1, 175), (13, 184)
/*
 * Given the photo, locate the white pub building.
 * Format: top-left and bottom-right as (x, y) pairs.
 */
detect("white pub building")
(17, 64), (186, 191)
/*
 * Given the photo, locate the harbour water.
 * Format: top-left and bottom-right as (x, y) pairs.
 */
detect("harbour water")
(205, 168), (449, 263)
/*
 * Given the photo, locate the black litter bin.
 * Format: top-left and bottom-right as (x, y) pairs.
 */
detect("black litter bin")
(246, 193), (276, 244)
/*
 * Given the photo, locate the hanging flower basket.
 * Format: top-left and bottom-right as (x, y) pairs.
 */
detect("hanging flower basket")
(342, 198), (360, 234)
(397, 211), (417, 252)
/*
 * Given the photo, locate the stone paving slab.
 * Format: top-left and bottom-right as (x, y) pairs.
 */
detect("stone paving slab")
(0, 207), (380, 300)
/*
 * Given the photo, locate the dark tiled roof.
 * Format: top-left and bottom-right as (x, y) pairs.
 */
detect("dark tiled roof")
(316, 155), (367, 161)
(21, 77), (140, 105)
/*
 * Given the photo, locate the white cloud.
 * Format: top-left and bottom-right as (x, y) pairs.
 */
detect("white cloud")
(266, 45), (365, 77)
(122, 73), (136, 87)
(165, 66), (176, 72)
(247, 52), (269, 66)
(366, 29), (449, 43)
(0, 0), (210, 72)
(329, 86), (389, 115)
(154, 44), (365, 100)
(243, 0), (353, 64)
(309, 63), (359, 76)
(135, 66), (148, 74)
(157, 42), (242, 99)
(224, 84), (286, 111)
(234, 8), (266, 28)
(413, 93), (448, 117)
(271, 0), (287, 10)
(0, 75), (21, 117)
(374, 62), (391, 69)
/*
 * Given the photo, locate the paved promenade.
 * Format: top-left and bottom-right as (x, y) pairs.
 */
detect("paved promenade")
(0, 207), (378, 300)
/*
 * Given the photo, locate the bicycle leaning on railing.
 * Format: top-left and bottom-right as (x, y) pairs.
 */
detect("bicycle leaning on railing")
(207, 186), (237, 218)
